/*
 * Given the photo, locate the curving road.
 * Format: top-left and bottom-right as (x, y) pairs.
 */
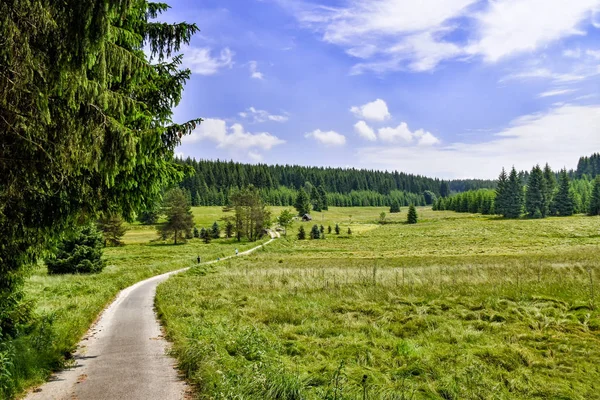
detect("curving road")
(26, 233), (278, 400)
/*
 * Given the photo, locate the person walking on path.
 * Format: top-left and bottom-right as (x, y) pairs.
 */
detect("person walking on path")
(197, 255), (201, 264)
(235, 248), (238, 256)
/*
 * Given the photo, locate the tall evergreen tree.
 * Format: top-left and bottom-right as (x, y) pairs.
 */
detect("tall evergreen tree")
(318, 185), (329, 211)
(495, 168), (509, 217)
(552, 169), (575, 216)
(310, 186), (322, 212)
(0, 1), (200, 335)
(589, 176), (600, 216)
(525, 165), (546, 218)
(158, 188), (195, 244)
(294, 188), (311, 216)
(543, 163), (557, 208)
(505, 167), (524, 218)
(390, 200), (401, 213)
(97, 214), (128, 247)
(210, 222), (221, 239)
(440, 181), (450, 198)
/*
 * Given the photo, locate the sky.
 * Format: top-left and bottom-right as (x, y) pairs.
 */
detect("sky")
(164, 0), (600, 179)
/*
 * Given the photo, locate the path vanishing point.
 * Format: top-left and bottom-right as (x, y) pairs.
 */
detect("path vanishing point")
(26, 233), (278, 400)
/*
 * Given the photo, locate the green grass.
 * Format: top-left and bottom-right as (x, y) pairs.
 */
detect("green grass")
(156, 207), (600, 399)
(13, 215), (265, 398)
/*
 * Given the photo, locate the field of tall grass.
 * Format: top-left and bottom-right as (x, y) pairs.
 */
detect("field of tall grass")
(156, 207), (600, 399)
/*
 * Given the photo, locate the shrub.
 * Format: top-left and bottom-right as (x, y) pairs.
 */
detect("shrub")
(310, 225), (320, 240)
(297, 226), (306, 240)
(407, 205), (418, 224)
(46, 224), (106, 274)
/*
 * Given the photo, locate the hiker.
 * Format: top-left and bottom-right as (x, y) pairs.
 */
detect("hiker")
(235, 248), (239, 256)
(197, 255), (201, 264)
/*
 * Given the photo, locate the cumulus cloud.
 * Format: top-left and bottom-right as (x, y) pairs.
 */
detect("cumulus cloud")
(182, 47), (234, 75)
(182, 118), (285, 150)
(354, 121), (377, 141)
(350, 99), (391, 121)
(249, 61), (264, 79)
(239, 107), (289, 123)
(305, 129), (347, 146)
(358, 104), (600, 178)
(378, 123), (440, 146)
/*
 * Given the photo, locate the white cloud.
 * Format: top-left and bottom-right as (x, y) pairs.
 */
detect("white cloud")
(354, 121), (377, 141)
(563, 48), (582, 58)
(500, 67), (598, 84)
(467, 0), (600, 62)
(350, 99), (391, 121)
(289, 0), (600, 74)
(248, 151), (264, 162)
(586, 49), (600, 59)
(305, 129), (346, 146)
(239, 107), (289, 123)
(378, 122), (440, 146)
(249, 61), (264, 79)
(182, 47), (234, 75)
(538, 88), (577, 98)
(182, 118), (285, 150)
(358, 104), (600, 178)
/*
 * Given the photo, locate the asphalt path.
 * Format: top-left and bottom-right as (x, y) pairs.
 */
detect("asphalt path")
(26, 233), (278, 400)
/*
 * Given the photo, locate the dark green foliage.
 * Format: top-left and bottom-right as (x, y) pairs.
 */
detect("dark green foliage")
(494, 168), (509, 217)
(225, 220), (235, 238)
(229, 185), (271, 242)
(297, 226), (306, 240)
(328, 226), (332, 234)
(525, 165), (547, 218)
(0, 0), (199, 339)
(203, 231), (211, 244)
(335, 224), (340, 235)
(347, 227), (352, 235)
(158, 188), (195, 244)
(137, 206), (161, 225)
(435, 190), (495, 215)
(310, 186), (322, 212)
(193, 227), (200, 238)
(200, 228), (207, 240)
(423, 190), (437, 205)
(310, 225), (321, 240)
(440, 181), (450, 198)
(552, 170), (575, 216)
(97, 214), (127, 247)
(211, 222), (221, 239)
(543, 163), (556, 207)
(46, 224), (105, 275)
(407, 205), (418, 224)
(319, 225), (325, 234)
(589, 177), (600, 216)
(505, 168), (524, 218)
(389, 201), (400, 213)
(175, 158), (496, 207)
(294, 188), (312, 216)
(576, 153), (600, 178)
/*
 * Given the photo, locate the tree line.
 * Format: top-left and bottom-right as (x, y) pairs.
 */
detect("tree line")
(175, 157), (494, 204)
(435, 164), (600, 217)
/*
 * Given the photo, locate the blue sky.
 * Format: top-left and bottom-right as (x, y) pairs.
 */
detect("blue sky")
(166, 0), (600, 179)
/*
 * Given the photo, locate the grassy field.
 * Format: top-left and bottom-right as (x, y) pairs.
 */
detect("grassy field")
(156, 207), (600, 399)
(14, 215), (264, 398)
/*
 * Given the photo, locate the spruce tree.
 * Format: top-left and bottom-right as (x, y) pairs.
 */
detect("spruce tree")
(328, 225), (332, 234)
(495, 168), (508, 217)
(46, 224), (106, 274)
(225, 221), (235, 238)
(335, 224), (340, 235)
(347, 227), (352, 235)
(407, 205), (418, 224)
(158, 188), (195, 244)
(193, 227), (200, 238)
(505, 167), (524, 218)
(319, 225), (325, 234)
(543, 163), (556, 210)
(310, 225), (321, 239)
(297, 226), (306, 240)
(390, 201), (400, 213)
(211, 222), (221, 239)
(525, 165), (545, 218)
(589, 176), (600, 216)
(440, 181), (450, 198)
(318, 185), (329, 210)
(553, 169), (575, 216)
(311, 186), (322, 212)
(294, 188), (311, 216)
(97, 213), (128, 247)
(1, 1), (200, 334)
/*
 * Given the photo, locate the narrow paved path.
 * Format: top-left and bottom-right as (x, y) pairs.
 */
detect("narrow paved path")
(26, 233), (278, 400)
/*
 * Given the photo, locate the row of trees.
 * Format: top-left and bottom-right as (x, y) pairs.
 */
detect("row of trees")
(175, 158), (494, 200)
(436, 165), (600, 218)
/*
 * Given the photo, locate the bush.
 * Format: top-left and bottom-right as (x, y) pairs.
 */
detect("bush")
(46, 224), (106, 274)
(297, 226), (306, 240)
(407, 205), (418, 224)
(310, 225), (320, 240)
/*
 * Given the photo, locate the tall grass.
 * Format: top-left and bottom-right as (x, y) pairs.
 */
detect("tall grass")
(157, 209), (600, 399)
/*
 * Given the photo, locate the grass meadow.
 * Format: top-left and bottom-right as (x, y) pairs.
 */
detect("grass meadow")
(15, 215), (263, 397)
(156, 207), (600, 399)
